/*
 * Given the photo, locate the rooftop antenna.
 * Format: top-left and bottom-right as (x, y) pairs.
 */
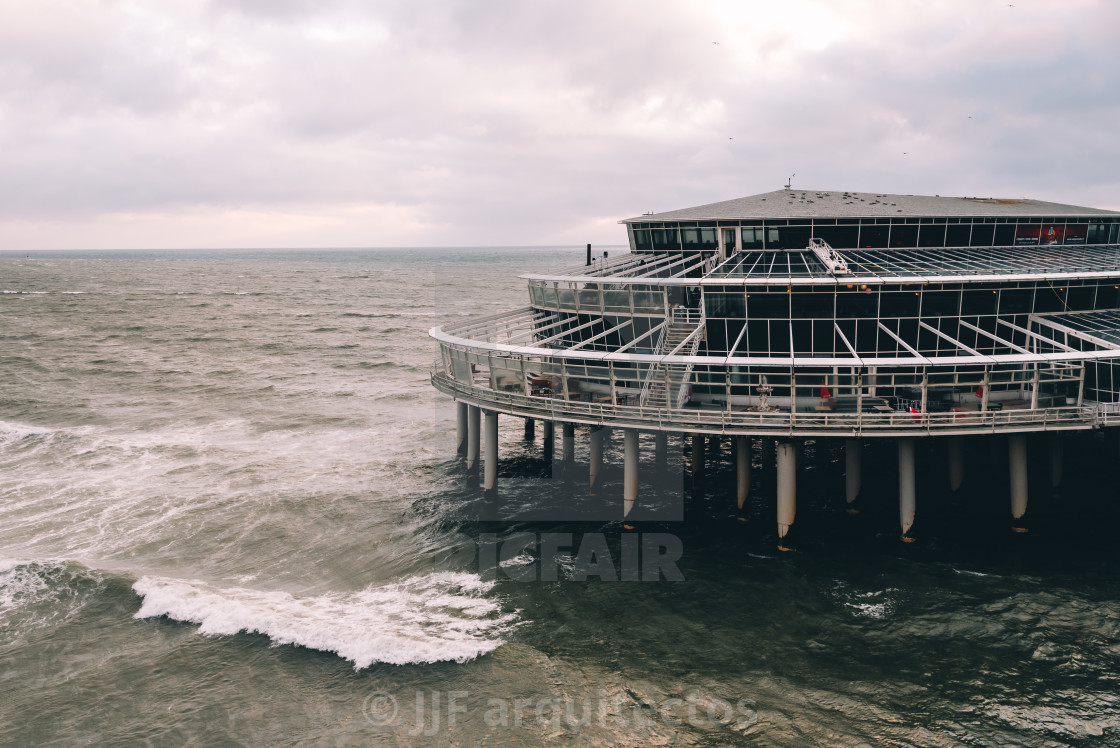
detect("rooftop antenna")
(785, 173), (796, 190)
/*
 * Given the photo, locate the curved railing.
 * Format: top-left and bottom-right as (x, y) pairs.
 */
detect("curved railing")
(431, 370), (1097, 437)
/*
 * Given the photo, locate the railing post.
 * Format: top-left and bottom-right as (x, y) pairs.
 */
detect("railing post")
(1076, 364), (1085, 407)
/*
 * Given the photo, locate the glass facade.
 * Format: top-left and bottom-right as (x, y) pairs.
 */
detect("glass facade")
(627, 217), (1120, 253)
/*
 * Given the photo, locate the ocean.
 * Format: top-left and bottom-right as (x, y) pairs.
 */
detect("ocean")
(2, 247), (1120, 746)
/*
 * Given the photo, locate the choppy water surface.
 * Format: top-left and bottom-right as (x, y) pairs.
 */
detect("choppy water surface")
(2, 247), (1120, 746)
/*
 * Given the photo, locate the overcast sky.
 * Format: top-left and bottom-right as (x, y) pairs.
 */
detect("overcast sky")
(2, 0), (1118, 250)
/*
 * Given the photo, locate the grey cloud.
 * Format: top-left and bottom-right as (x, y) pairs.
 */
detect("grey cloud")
(1, 0), (1118, 248)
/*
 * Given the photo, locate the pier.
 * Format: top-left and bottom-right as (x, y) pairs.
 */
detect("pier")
(432, 189), (1120, 545)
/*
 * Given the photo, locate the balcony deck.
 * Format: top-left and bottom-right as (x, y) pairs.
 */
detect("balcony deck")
(432, 369), (1104, 437)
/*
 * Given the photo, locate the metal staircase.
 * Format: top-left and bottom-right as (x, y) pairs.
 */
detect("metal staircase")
(640, 308), (705, 409)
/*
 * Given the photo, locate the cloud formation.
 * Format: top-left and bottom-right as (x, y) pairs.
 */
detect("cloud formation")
(1, 0), (1118, 249)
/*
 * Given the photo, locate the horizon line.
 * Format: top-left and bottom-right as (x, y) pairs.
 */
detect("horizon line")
(0, 243), (630, 253)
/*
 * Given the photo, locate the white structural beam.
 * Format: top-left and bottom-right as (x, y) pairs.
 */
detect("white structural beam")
(568, 319), (633, 351)
(919, 320), (987, 358)
(609, 321), (667, 356)
(1031, 315), (1120, 352)
(958, 319), (1031, 354)
(877, 321), (928, 361)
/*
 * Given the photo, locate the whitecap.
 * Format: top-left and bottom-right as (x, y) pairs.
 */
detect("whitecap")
(0, 420), (52, 441)
(0, 559), (106, 635)
(132, 571), (518, 669)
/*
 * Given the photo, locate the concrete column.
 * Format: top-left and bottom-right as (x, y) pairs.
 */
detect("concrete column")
(1010, 434), (1028, 529)
(1049, 435), (1063, 489)
(623, 429), (639, 517)
(466, 405), (481, 480)
(899, 438), (916, 542)
(456, 401), (468, 456)
(776, 440), (797, 543)
(708, 435), (721, 462)
(541, 421), (554, 461)
(654, 432), (668, 468)
(736, 436), (751, 510)
(589, 426), (605, 495)
(483, 410), (499, 494)
(523, 417), (535, 440)
(691, 434), (704, 485)
(948, 436), (964, 492)
(561, 423), (575, 472)
(845, 438), (862, 508)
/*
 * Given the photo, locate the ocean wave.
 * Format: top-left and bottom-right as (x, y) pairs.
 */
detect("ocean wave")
(0, 560), (108, 635)
(132, 571), (518, 669)
(0, 420), (52, 442)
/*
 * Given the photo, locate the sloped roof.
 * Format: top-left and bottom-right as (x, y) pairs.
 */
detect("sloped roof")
(623, 189), (1120, 223)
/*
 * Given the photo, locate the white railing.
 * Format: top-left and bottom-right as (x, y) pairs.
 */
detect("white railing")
(638, 324), (668, 406)
(674, 331), (704, 409)
(434, 370), (1102, 435)
(671, 306), (702, 325)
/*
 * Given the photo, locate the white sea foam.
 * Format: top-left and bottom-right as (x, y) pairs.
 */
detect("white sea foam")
(0, 559), (104, 634)
(0, 561), (49, 622)
(133, 571), (517, 669)
(0, 420), (52, 441)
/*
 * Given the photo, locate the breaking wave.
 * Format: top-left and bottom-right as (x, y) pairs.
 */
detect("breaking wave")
(132, 571), (518, 669)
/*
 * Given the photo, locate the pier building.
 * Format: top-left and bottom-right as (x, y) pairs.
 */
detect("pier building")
(431, 189), (1120, 544)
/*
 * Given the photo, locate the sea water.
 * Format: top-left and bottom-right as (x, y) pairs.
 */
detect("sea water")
(2, 248), (1120, 745)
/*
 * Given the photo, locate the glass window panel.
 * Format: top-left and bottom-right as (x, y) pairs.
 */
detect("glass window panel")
(746, 293), (790, 320)
(945, 224), (971, 246)
(922, 290), (961, 317)
(835, 287), (879, 318)
(880, 290), (921, 318)
(918, 224), (947, 247)
(1066, 285), (1095, 311)
(742, 228), (764, 249)
(969, 223), (995, 247)
(704, 292), (746, 319)
(962, 289), (998, 316)
(858, 224), (889, 248)
(781, 225), (812, 250)
(1097, 284), (1120, 310)
(652, 228), (680, 252)
(813, 225), (859, 248)
(1033, 285), (1065, 313)
(997, 288), (1033, 315)
(790, 292), (835, 318)
(993, 225), (1016, 245)
(890, 225), (918, 247)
